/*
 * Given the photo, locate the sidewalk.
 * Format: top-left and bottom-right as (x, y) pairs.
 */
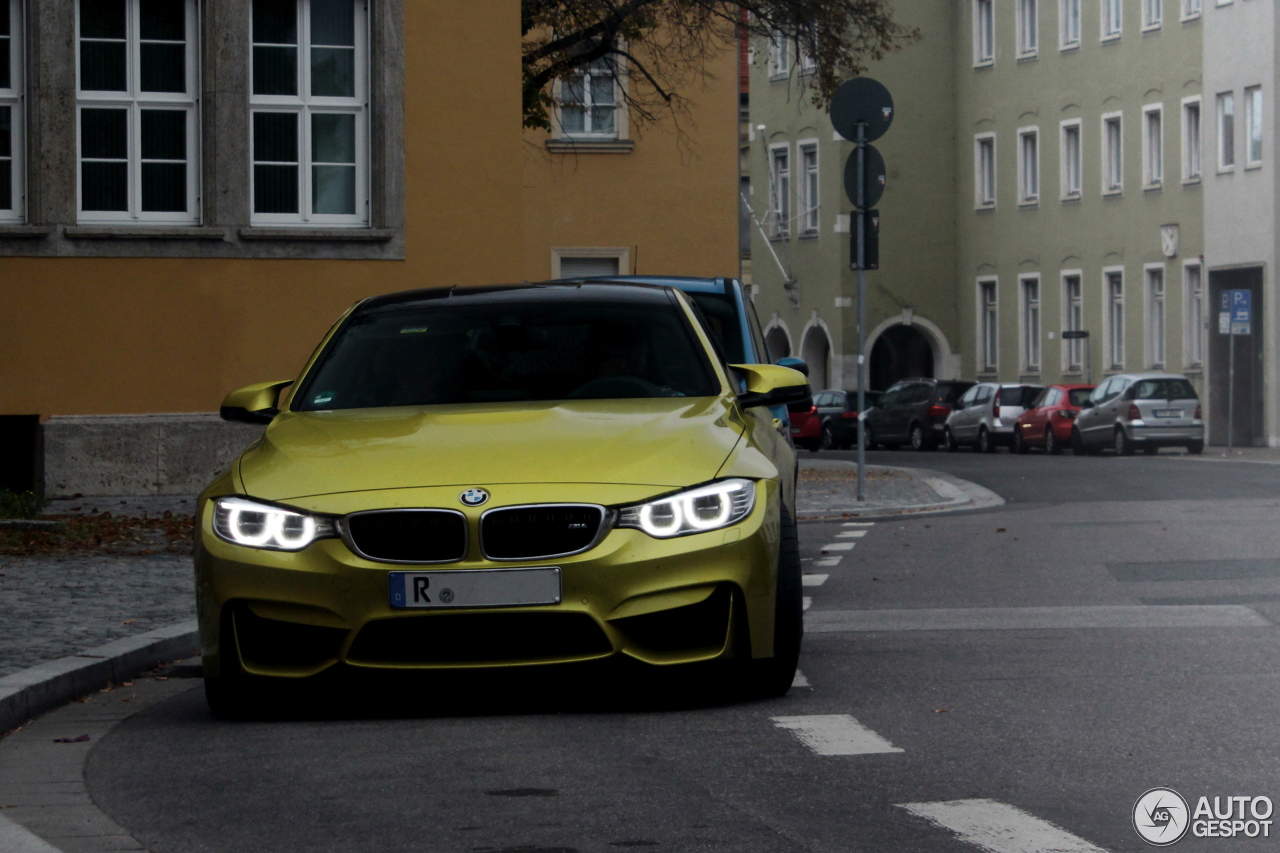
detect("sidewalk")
(796, 459), (1004, 520)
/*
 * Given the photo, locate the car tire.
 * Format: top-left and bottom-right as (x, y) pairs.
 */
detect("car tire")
(820, 423), (837, 451)
(1013, 429), (1029, 455)
(1143, 446), (1159, 456)
(944, 428), (959, 453)
(978, 427), (996, 454)
(1045, 428), (1063, 455)
(1072, 427), (1089, 456)
(1187, 440), (1205, 455)
(909, 423), (932, 452)
(801, 439), (820, 452)
(863, 425), (879, 450)
(745, 505), (803, 698)
(1115, 428), (1135, 456)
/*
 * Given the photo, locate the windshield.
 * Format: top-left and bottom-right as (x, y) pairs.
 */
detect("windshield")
(1003, 385), (1042, 407)
(1133, 378), (1198, 400)
(934, 383), (971, 405)
(688, 292), (746, 363)
(1068, 388), (1094, 407)
(295, 298), (719, 410)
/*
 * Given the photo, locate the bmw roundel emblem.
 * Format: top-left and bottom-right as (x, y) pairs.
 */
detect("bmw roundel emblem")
(460, 488), (489, 507)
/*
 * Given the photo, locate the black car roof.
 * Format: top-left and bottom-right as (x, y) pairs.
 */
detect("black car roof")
(357, 280), (677, 314)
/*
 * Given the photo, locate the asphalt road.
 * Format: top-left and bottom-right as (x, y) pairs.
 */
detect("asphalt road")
(83, 452), (1280, 853)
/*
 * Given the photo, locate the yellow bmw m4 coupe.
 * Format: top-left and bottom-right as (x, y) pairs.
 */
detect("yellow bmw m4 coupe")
(198, 281), (809, 715)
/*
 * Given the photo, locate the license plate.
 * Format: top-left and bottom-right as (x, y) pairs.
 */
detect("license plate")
(1153, 408), (1182, 418)
(389, 568), (561, 609)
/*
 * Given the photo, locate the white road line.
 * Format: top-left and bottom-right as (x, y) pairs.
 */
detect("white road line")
(898, 799), (1109, 853)
(791, 670), (811, 688)
(0, 813), (61, 853)
(821, 542), (855, 551)
(802, 596), (813, 611)
(802, 574), (829, 587)
(815, 557), (842, 567)
(837, 530), (868, 538)
(771, 714), (904, 756)
(805, 604), (1271, 632)
(843, 522), (876, 527)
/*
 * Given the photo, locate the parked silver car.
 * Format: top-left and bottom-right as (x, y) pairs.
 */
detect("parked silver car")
(1072, 373), (1204, 455)
(943, 383), (1044, 453)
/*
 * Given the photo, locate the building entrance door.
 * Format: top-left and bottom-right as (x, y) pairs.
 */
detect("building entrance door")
(1208, 267), (1265, 446)
(869, 323), (934, 391)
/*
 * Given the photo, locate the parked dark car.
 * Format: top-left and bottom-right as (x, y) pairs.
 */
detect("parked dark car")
(802, 389), (883, 450)
(864, 379), (975, 450)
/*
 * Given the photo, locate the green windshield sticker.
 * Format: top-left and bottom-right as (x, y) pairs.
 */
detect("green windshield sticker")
(400, 327), (428, 334)
(313, 392), (335, 405)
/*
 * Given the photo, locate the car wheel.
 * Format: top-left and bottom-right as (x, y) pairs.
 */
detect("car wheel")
(744, 504), (802, 698)
(1013, 429), (1029, 455)
(978, 426), (996, 453)
(864, 425), (879, 450)
(944, 428), (959, 453)
(1115, 428), (1135, 456)
(1046, 428), (1063, 456)
(820, 423), (836, 451)
(909, 423), (932, 451)
(801, 439), (820, 452)
(1187, 440), (1205, 455)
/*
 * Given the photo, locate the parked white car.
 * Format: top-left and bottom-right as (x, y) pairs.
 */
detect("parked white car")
(944, 383), (1045, 453)
(1072, 373), (1204, 455)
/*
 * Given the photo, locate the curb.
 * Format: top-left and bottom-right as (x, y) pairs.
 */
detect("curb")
(0, 620), (199, 735)
(797, 464), (1005, 521)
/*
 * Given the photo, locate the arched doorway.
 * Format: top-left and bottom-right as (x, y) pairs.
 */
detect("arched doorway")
(870, 324), (934, 391)
(765, 326), (791, 361)
(800, 326), (831, 390)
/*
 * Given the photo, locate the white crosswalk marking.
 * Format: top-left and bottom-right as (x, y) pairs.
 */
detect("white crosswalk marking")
(843, 521), (876, 527)
(815, 557), (842, 567)
(771, 714), (904, 756)
(837, 530), (867, 538)
(821, 542), (855, 551)
(802, 596), (812, 611)
(802, 573), (828, 587)
(898, 799), (1109, 853)
(791, 670), (810, 688)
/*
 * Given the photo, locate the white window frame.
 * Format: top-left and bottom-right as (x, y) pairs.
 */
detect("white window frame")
(1142, 103), (1163, 189)
(975, 132), (997, 209)
(1181, 0), (1202, 21)
(978, 277), (1000, 372)
(0, 0), (23, 223)
(1020, 274), (1042, 372)
(1017, 0), (1039, 57)
(1102, 111), (1123, 195)
(1182, 96), (1202, 183)
(75, 0), (201, 225)
(798, 139), (819, 236)
(1061, 119), (1082, 199)
(1017, 126), (1040, 204)
(974, 0), (995, 67)
(1245, 85), (1263, 168)
(249, 0), (369, 228)
(768, 142), (791, 239)
(1101, 0), (1123, 41)
(1144, 263), (1166, 368)
(769, 31), (790, 78)
(1060, 0), (1082, 50)
(1142, 0), (1162, 31)
(555, 58), (624, 141)
(1217, 91), (1235, 171)
(1061, 270), (1085, 372)
(1103, 267), (1126, 369)
(550, 246), (630, 279)
(1183, 260), (1204, 368)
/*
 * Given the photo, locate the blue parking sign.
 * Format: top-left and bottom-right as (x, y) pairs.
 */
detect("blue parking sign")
(1230, 289), (1252, 323)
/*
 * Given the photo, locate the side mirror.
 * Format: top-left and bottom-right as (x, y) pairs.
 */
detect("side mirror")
(731, 364), (810, 409)
(776, 356), (810, 378)
(220, 380), (294, 424)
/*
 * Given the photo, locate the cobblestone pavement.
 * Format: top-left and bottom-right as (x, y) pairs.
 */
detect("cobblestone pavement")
(795, 459), (943, 517)
(0, 554), (194, 678)
(43, 495), (198, 518)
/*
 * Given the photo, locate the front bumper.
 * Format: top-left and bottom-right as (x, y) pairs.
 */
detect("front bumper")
(196, 481), (782, 679)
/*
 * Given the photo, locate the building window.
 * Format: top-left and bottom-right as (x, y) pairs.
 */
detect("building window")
(0, 0), (21, 222)
(1105, 269), (1125, 368)
(768, 144), (790, 239)
(1217, 92), (1235, 170)
(1018, 127), (1039, 204)
(1184, 262), (1203, 367)
(1143, 105), (1163, 188)
(76, 0), (200, 224)
(1063, 273), (1084, 371)
(1017, 0), (1038, 56)
(1103, 113), (1123, 193)
(1061, 0), (1081, 48)
(559, 59), (619, 139)
(769, 31), (790, 77)
(979, 278), (999, 371)
(975, 133), (996, 208)
(799, 142), (819, 235)
(1183, 98), (1202, 182)
(974, 0), (995, 66)
(1061, 120), (1082, 198)
(250, 0), (369, 226)
(1143, 0), (1163, 30)
(1245, 85), (1262, 167)
(1021, 276), (1041, 371)
(1182, 0), (1202, 19)
(1146, 266), (1165, 368)
(1102, 0), (1122, 39)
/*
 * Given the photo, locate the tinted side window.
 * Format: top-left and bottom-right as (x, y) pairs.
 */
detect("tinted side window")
(975, 385), (994, 404)
(959, 386), (979, 406)
(882, 384), (904, 405)
(745, 295), (770, 364)
(1068, 388), (1093, 407)
(934, 383), (969, 405)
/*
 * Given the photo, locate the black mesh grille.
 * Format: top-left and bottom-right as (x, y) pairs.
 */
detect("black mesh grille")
(481, 505), (606, 560)
(347, 612), (613, 665)
(345, 510), (467, 563)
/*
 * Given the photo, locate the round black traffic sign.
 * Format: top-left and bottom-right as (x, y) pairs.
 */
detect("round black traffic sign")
(831, 77), (894, 142)
(844, 144), (886, 208)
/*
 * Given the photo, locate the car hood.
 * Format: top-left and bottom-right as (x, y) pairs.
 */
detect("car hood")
(237, 397), (746, 501)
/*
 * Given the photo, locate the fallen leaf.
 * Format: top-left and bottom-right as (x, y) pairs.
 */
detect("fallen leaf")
(121, 619), (135, 625)
(935, 709), (950, 714)
(121, 681), (134, 687)
(53, 734), (90, 743)
(154, 676), (169, 682)
(996, 528), (1007, 533)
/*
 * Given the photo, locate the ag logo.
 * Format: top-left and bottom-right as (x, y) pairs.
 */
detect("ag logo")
(460, 488), (489, 507)
(1134, 788), (1190, 846)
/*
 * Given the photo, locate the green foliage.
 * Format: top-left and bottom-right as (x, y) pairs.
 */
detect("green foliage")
(0, 489), (46, 520)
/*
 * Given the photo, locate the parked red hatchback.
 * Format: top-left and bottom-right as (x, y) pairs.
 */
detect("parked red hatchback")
(1013, 384), (1096, 455)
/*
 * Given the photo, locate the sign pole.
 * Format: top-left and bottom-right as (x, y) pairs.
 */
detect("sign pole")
(1228, 319), (1235, 453)
(855, 120), (867, 502)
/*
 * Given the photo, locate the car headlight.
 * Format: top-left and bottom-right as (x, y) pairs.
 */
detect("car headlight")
(212, 496), (336, 551)
(617, 478), (756, 539)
